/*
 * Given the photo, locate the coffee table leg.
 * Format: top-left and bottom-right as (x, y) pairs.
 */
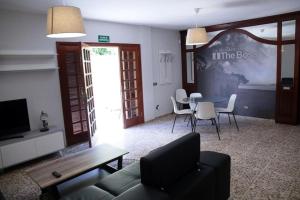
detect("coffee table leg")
(117, 156), (123, 170)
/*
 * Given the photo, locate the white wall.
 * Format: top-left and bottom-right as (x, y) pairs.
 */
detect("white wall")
(0, 10), (181, 132)
(151, 28), (182, 117)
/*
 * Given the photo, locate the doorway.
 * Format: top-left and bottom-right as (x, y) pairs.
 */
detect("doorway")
(57, 42), (144, 147)
(89, 46), (123, 144)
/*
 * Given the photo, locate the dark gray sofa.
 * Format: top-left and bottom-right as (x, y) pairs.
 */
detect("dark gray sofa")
(0, 191), (5, 200)
(61, 132), (231, 200)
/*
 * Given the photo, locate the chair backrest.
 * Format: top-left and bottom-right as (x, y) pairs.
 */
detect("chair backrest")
(195, 102), (216, 120)
(170, 96), (179, 114)
(175, 89), (187, 103)
(227, 94), (237, 112)
(189, 93), (202, 110)
(190, 92), (202, 98)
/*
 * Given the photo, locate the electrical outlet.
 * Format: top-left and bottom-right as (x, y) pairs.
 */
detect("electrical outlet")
(243, 106), (249, 109)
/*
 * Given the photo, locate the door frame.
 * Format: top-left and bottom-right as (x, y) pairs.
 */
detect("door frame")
(85, 42), (145, 128)
(56, 42), (90, 146)
(57, 42), (145, 146)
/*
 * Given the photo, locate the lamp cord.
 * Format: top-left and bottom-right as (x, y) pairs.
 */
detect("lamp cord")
(194, 8), (200, 28)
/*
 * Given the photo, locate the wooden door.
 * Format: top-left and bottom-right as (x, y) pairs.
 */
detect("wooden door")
(275, 20), (299, 124)
(57, 42), (93, 146)
(119, 45), (144, 128)
(82, 47), (97, 146)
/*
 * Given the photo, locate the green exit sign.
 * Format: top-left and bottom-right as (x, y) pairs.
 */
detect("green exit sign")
(98, 35), (110, 43)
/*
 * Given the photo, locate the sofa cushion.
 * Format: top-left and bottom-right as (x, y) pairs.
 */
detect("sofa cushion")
(140, 132), (200, 190)
(113, 184), (170, 200)
(0, 191), (5, 200)
(119, 161), (140, 178)
(60, 186), (115, 200)
(200, 151), (231, 200)
(168, 165), (215, 200)
(95, 162), (140, 195)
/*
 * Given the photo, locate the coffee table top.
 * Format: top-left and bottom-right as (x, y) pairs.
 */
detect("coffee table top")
(26, 144), (128, 189)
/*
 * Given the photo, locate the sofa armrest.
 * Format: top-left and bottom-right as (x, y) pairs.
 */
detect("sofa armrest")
(200, 151), (231, 200)
(0, 191), (5, 200)
(113, 184), (170, 200)
(140, 133), (200, 190)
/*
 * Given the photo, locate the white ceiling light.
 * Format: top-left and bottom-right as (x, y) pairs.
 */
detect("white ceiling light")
(186, 8), (208, 46)
(47, 6), (86, 38)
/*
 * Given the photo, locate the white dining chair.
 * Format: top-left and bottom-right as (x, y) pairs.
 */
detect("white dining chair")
(215, 94), (239, 131)
(193, 102), (220, 140)
(170, 96), (193, 133)
(189, 92), (203, 111)
(175, 89), (189, 106)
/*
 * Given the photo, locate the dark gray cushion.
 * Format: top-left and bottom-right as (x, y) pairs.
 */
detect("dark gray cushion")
(95, 162), (140, 195)
(119, 161), (140, 178)
(168, 165), (215, 200)
(113, 184), (170, 200)
(140, 133), (200, 191)
(60, 186), (115, 200)
(0, 191), (5, 200)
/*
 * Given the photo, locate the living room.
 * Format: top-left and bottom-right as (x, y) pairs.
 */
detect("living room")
(0, 0), (300, 199)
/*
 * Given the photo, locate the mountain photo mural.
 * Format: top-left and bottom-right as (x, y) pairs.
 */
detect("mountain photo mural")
(195, 31), (276, 118)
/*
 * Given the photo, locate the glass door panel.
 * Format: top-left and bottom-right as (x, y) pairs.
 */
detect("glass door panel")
(57, 43), (90, 146)
(119, 45), (144, 128)
(281, 44), (295, 87)
(282, 20), (296, 40)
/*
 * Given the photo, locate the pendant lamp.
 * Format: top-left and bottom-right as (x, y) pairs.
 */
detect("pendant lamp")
(186, 8), (208, 45)
(47, 6), (86, 38)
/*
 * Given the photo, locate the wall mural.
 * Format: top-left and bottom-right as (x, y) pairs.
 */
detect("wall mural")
(195, 31), (276, 118)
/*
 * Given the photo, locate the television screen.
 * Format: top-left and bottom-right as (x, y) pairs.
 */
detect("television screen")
(0, 99), (30, 136)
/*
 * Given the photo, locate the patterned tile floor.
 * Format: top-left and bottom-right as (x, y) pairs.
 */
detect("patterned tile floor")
(0, 114), (299, 200)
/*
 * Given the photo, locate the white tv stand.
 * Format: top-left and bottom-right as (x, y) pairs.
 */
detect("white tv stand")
(0, 127), (65, 169)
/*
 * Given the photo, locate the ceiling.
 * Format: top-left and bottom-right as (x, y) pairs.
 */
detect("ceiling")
(0, 0), (300, 30)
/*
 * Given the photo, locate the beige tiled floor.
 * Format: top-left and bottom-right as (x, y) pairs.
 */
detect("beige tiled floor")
(96, 114), (300, 200)
(0, 114), (299, 200)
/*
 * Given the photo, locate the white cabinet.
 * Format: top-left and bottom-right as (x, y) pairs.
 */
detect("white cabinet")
(0, 129), (65, 168)
(35, 131), (64, 157)
(1, 140), (37, 167)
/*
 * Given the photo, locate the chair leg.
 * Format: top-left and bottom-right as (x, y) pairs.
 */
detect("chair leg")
(217, 113), (221, 129)
(187, 115), (190, 127)
(216, 118), (221, 133)
(232, 112), (239, 131)
(213, 118), (221, 140)
(194, 119), (199, 127)
(184, 115), (188, 122)
(192, 119), (197, 132)
(227, 113), (231, 125)
(190, 115), (195, 132)
(172, 114), (177, 133)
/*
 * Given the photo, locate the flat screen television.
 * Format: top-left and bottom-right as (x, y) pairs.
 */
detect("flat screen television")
(0, 99), (30, 138)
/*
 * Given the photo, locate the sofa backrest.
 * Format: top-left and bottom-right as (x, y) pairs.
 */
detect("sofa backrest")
(140, 132), (200, 191)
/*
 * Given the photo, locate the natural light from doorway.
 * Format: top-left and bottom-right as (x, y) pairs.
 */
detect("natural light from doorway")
(90, 46), (125, 148)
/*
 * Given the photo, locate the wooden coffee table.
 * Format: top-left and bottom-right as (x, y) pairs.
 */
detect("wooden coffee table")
(26, 144), (128, 197)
